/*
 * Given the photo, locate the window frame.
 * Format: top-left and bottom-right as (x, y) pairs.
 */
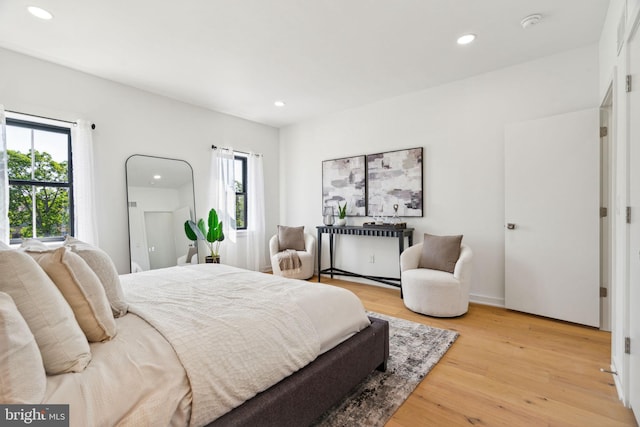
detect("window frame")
(235, 154), (248, 231)
(6, 117), (74, 244)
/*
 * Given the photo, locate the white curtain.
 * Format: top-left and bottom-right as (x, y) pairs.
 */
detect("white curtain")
(0, 106), (8, 244)
(246, 153), (266, 271)
(209, 147), (238, 265)
(208, 147), (266, 271)
(71, 120), (98, 245)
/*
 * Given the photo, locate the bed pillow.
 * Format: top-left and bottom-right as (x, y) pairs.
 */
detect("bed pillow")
(0, 249), (91, 374)
(19, 238), (51, 252)
(64, 236), (128, 317)
(0, 292), (46, 404)
(418, 233), (463, 273)
(277, 225), (305, 251)
(27, 247), (117, 342)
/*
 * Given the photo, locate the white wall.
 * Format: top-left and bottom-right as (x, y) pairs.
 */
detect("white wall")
(280, 46), (600, 306)
(0, 47), (280, 273)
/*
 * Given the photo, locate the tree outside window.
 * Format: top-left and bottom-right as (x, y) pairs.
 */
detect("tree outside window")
(6, 119), (73, 243)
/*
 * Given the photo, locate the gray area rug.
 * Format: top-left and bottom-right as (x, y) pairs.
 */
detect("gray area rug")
(313, 311), (459, 427)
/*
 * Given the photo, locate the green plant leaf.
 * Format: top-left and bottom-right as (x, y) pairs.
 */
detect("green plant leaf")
(338, 201), (347, 218)
(208, 209), (219, 231)
(206, 210), (224, 243)
(184, 220), (199, 241)
(197, 218), (207, 236)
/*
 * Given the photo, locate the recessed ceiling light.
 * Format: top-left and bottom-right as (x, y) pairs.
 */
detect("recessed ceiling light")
(274, 100), (286, 107)
(153, 175), (162, 180)
(27, 6), (53, 20)
(457, 34), (476, 45)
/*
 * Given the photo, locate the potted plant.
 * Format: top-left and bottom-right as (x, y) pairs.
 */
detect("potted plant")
(336, 201), (347, 226)
(184, 208), (225, 263)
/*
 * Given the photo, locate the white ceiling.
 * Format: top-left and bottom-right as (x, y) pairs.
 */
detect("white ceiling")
(0, 0), (609, 128)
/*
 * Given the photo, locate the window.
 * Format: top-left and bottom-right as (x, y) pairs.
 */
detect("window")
(234, 155), (247, 230)
(6, 117), (73, 243)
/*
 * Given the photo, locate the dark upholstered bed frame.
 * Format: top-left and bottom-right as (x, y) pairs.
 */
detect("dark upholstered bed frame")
(207, 316), (389, 427)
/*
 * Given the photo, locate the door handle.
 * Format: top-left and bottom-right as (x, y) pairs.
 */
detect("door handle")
(507, 223), (516, 230)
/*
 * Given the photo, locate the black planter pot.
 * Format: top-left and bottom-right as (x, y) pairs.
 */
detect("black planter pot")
(205, 255), (221, 264)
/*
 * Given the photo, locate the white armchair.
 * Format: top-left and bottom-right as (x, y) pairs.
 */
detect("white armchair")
(177, 245), (198, 266)
(269, 232), (316, 280)
(400, 243), (473, 317)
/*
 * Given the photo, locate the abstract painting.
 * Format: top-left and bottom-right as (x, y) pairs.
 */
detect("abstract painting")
(366, 147), (423, 217)
(322, 155), (366, 216)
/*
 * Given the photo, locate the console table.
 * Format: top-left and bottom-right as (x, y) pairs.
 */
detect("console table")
(316, 225), (414, 288)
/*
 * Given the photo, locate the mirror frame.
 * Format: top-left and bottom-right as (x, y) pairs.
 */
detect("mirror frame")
(125, 154), (197, 272)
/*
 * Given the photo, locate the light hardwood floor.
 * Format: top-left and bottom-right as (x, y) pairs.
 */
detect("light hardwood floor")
(320, 277), (637, 427)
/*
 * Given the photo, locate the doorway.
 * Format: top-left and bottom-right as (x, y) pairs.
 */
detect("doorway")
(600, 88), (613, 332)
(144, 211), (177, 270)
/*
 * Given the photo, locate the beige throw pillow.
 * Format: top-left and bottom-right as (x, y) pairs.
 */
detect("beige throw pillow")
(27, 247), (117, 342)
(418, 233), (463, 274)
(0, 292), (46, 404)
(0, 249), (91, 374)
(64, 236), (128, 317)
(277, 225), (306, 251)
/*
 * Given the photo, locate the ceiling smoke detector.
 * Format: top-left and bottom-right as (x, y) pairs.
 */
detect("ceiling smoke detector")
(520, 14), (542, 29)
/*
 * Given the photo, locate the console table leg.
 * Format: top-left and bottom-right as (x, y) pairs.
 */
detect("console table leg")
(329, 234), (335, 279)
(317, 230), (322, 282)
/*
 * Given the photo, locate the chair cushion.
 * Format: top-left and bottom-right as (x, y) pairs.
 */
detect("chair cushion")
(402, 269), (466, 317)
(0, 292), (47, 404)
(277, 225), (306, 251)
(418, 233), (463, 273)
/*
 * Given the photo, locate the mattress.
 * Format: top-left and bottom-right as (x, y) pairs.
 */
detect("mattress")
(42, 264), (370, 427)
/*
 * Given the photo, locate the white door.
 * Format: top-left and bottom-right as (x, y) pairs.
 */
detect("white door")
(627, 16), (640, 423)
(505, 109), (600, 327)
(144, 211), (177, 270)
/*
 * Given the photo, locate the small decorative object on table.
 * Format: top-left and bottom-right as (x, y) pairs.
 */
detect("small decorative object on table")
(185, 208), (224, 263)
(389, 203), (402, 225)
(363, 203), (406, 229)
(362, 221), (407, 229)
(335, 201), (347, 226)
(323, 206), (335, 226)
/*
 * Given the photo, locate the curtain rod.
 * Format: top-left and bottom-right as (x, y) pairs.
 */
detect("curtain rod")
(211, 144), (262, 157)
(6, 109), (96, 130)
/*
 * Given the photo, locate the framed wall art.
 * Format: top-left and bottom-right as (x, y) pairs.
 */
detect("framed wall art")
(366, 147), (423, 217)
(322, 155), (367, 216)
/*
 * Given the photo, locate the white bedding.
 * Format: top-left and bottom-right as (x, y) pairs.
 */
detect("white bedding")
(43, 264), (370, 427)
(43, 313), (191, 427)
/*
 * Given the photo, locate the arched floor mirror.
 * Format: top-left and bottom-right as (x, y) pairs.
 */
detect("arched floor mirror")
(125, 155), (197, 272)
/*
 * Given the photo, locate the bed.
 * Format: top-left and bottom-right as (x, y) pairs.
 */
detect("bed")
(1, 241), (388, 427)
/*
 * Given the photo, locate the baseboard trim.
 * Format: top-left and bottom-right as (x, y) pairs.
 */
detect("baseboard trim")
(610, 359), (629, 407)
(470, 293), (505, 308)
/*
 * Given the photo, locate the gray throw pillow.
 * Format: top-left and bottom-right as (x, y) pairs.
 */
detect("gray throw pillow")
(418, 233), (463, 273)
(277, 226), (306, 251)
